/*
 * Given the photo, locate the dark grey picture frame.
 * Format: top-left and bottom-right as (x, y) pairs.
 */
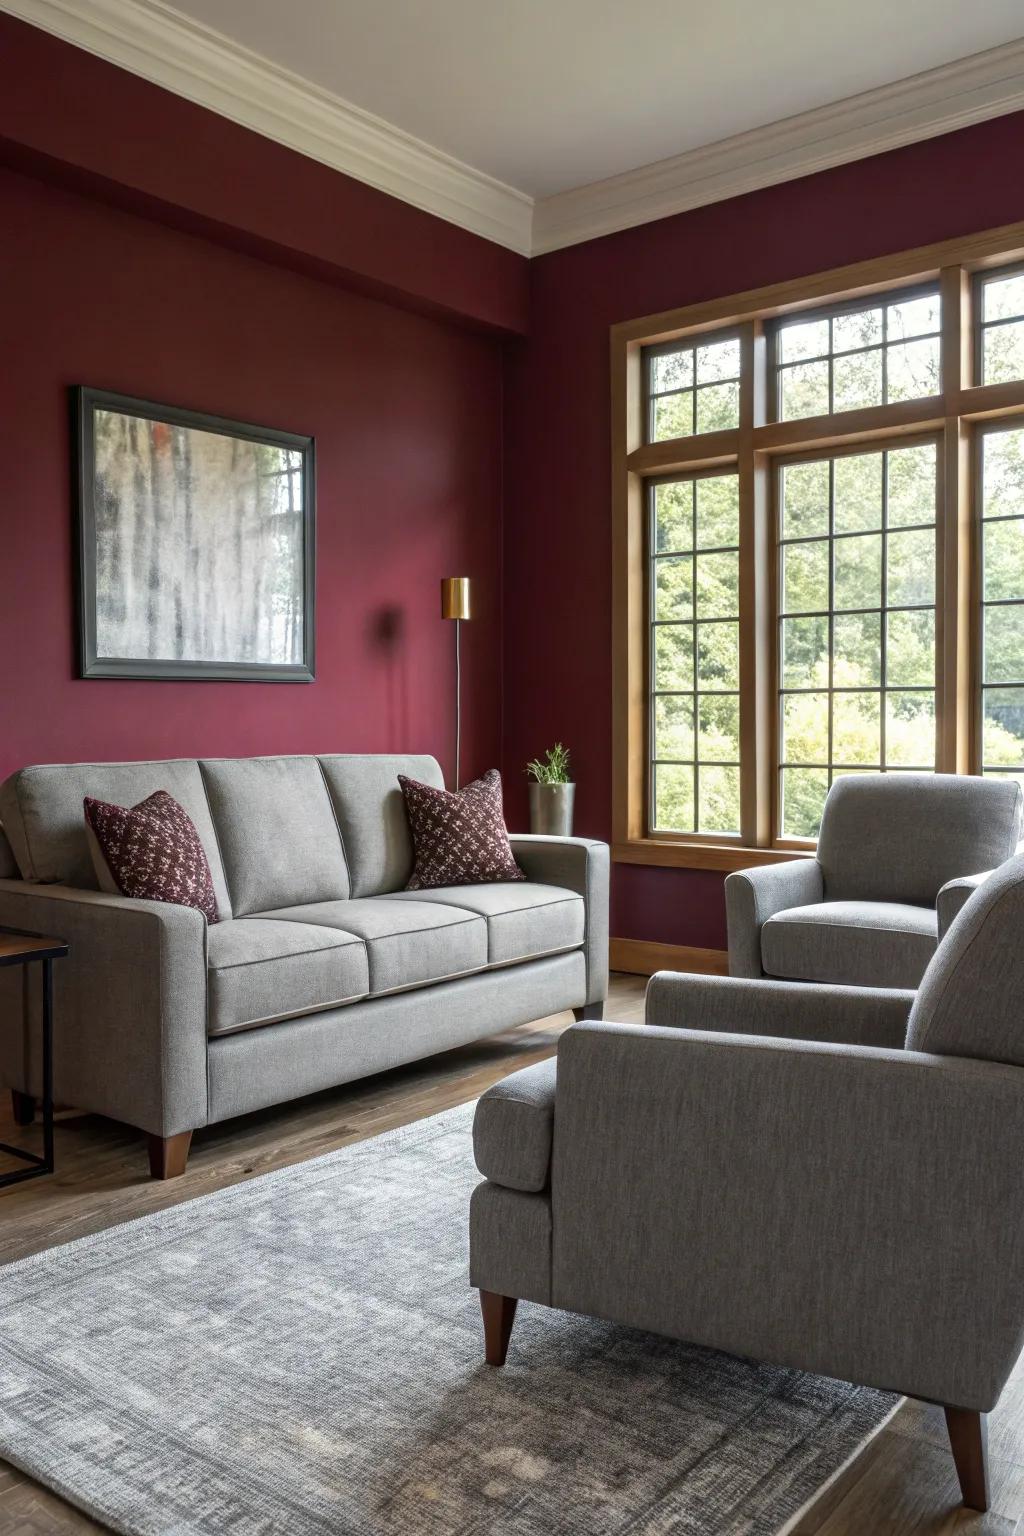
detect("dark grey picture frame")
(73, 386), (316, 682)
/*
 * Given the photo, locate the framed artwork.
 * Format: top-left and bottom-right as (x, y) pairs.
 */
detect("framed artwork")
(73, 387), (316, 681)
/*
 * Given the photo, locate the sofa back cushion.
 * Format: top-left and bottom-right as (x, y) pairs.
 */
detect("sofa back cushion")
(199, 757), (350, 916)
(318, 754), (444, 896)
(817, 771), (1022, 905)
(0, 759), (233, 917)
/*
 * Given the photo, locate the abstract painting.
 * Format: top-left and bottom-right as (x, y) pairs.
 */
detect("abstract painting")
(74, 388), (315, 680)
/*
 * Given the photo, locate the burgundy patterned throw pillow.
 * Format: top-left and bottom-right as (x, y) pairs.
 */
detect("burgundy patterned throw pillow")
(83, 790), (220, 923)
(399, 770), (525, 890)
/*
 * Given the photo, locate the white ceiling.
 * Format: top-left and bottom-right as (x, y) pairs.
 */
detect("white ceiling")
(161, 0), (1024, 199)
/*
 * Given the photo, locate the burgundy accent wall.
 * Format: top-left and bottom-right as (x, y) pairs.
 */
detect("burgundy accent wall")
(0, 164), (504, 785)
(502, 110), (1024, 950)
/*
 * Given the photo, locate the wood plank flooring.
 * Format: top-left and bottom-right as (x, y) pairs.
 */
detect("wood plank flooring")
(1, 972), (1021, 1534)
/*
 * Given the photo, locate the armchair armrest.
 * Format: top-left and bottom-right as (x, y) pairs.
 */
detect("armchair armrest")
(509, 835), (609, 1004)
(724, 859), (823, 977)
(645, 971), (914, 1048)
(937, 871), (994, 942)
(0, 880), (208, 1135)
(553, 1020), (1024, 1410)
(473, 1056), (556, 1192)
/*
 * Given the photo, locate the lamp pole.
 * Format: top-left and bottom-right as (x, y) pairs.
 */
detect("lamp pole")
(440, 577), (471, 789)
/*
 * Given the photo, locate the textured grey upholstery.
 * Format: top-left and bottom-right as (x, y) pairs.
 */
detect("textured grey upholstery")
(761, 899), (937, 988)
(200, 757), (350, 917)
(470, 1181), (552, 1305)
(318, 754), (443, 897)
(391, 883), (584, 965)
(0, 824), (17, 880)
(937, 870), (994, 940)
(645, 971), (915, 1048)
(509, 835), (609, 1005)
(206, 919), (367, 1036)
(726, 773), (1022, 986)
(473, 1057), (557, 1192)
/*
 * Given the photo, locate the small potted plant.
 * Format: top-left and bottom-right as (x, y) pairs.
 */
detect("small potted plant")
(526, 743), (575, 836)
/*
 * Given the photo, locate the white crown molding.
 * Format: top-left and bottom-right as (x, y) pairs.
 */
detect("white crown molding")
(0, 0), (534, 255)
(532, 38), (1024, 254)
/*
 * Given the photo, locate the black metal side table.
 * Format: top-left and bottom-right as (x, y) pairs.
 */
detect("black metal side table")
(0, 927), (69, 1190)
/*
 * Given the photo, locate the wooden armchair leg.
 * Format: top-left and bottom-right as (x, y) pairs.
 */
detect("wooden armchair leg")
(147, 1131), (193, 1180)
(944, 1406), (990, 1512)
(479, 1290), (518, 1367)
(11, 1091), (35, 1126)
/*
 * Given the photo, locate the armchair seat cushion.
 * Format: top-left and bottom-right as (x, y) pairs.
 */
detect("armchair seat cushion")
(253, 898), (488, 996)
(390, 882), (585, 965)
(207, 919), (368, 1036)
(761, 900), (938, 989)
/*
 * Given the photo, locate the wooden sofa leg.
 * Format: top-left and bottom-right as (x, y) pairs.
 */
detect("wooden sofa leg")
(480, 1290), (518, 1367)
(573, 1003), (604, 1022)
(11, 1091), (35, 1126)
(944, 1407), (990, 1512)
(148, 1131), (193, 1180)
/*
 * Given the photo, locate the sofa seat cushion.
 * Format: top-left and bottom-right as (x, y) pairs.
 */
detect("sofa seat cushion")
(762, 900), (938, 989)
(254, 898), (488, 996)
(390, 882), (584, 966)
(207, 919), (368, 1037)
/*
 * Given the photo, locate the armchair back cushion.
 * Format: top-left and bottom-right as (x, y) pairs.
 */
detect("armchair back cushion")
(906, 852), (1024, 1066)
(817, 773), (1022, 906)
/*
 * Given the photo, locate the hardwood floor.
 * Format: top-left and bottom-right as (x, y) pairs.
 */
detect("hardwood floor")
(0, 971), (1021, 1534)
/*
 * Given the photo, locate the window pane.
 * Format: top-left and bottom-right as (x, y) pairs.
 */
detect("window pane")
(781, 540), (829, 613)
(983, 688), (1024, 767)
(652, 392), (692, 440)
(780, 768), (829, 837)
(695, 381), (739, 434)
(654, 624), (693, 690)
(834, 452), (883, 533)
(780, 360), (829, 419)
(695, 475), (739, 548)
(833, 308), (882, 353)
(781, 692), (829, 763)
(653, 764), (694, 831)
(654, 480), (693, 552)
(887, 442), (936, 527)
(886, 338), (940, 401)
(782, 615), (829, 688)
(983, 320), (1024, 385)
(695, 551), (738, 618)
(697, 621), (739, 690)
(983, 274), (1024, 322)
(887, 294), (940, 341)
(651, 348), (693, 392)
(834, 533), (882, 611)
(654, 694), (693, 760)
(983, 519), (1024, 602)
(781, 460), (830, 538)
(833, 348), (882, 412)
(779, 318), (829, 363)
(833, 691), (880, 764)
(885, 691), (936, 766)
(698, 694), (739, 760)
(984, 605), (1024, 685)
(834, 611), (881, 687)
(982, 428), (1024, 518)
(653, 557), (693, 620)
(696, 337), (740, 382)
(699, 765), (740, 833)
(887, 610), (935, 687)
(887, 528), (935, 606)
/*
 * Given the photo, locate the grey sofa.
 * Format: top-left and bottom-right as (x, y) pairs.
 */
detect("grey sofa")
(0, 754), (608, 1177)
(470, 851), (1024, 1513)
(726, 772), (1022, 988)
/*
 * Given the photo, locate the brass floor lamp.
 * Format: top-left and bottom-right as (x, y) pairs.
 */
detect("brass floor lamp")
(441, 577), (471, 789)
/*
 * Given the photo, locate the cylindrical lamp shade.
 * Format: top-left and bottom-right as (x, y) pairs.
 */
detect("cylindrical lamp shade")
(440, 577), (471, 621)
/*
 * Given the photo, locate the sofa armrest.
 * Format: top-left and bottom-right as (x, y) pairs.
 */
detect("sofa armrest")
(724, 859), (823, 977)
(509, 835), (609, 1004)
(937, 871), (994, 942)
(473, 1056), (557, 1192)
(645, 971), (914, 1048)
(0, 880), (208, 1136)
(553, 1020), (1024, 1410)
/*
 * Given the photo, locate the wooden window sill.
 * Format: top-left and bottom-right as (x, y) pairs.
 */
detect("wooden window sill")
(612, 839), (813, 872)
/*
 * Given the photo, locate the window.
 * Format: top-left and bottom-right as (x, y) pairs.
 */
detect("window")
(613, 221), (1024, 871)
(776, 442), (939, 838)
(650, 472), (741, 834)
(771, 288), (941, 421)
(979, 424), (1024, 787)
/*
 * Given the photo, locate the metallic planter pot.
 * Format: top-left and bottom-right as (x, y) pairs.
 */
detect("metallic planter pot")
(528, 781), (575, 837)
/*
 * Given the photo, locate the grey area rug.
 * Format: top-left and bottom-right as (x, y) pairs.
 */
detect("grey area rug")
(0, 1103), (899, 1536)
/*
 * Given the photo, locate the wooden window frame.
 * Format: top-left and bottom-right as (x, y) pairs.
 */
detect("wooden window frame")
(612, 219), (1024, 872)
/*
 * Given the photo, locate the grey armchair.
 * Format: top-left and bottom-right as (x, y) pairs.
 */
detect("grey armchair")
(469, 853), (1024, 1512)
(726, 772), (1022, 987)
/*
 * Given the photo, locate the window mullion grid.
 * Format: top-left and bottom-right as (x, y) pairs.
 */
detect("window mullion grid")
(690, 479), (698, 831)
(827, 458), (835, 791)
(880, 448), (889, 770)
